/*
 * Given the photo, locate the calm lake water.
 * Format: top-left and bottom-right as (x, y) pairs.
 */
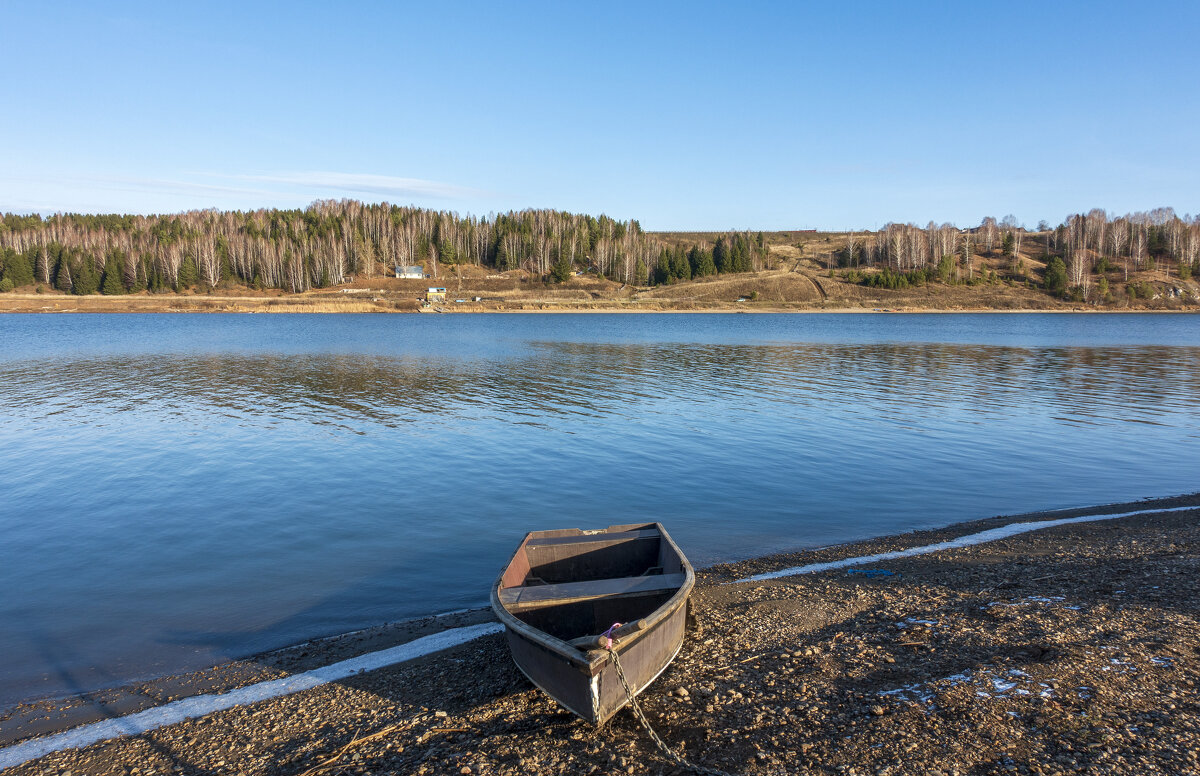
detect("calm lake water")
(1, 312), (1198, 707)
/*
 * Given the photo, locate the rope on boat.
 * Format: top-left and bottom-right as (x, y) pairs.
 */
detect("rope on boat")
(604, 632), (736, 776)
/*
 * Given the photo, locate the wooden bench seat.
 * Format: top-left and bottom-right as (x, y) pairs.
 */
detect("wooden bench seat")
(525, 529), (660, 549)
(498, 573), (686, 612)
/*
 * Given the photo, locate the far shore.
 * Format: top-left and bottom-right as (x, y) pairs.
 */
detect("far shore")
(2, 493), (1198, 775)
(0, 291), (1197, 316)
(0, 256), (1196, 316)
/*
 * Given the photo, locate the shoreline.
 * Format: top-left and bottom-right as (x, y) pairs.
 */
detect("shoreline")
(0, 293), (1197, 316)
(3, 304), (1199, 316)
(2, 492), (1198, 774)
(3, 494), (1193, 725)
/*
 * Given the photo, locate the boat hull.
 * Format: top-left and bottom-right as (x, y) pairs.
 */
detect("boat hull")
(491, 523), (694, 724)
(503, 591), (688, 723)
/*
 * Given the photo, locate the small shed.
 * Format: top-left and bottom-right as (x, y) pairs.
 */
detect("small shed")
(426, 287), (447, 303)
(395, 265), (424, 279)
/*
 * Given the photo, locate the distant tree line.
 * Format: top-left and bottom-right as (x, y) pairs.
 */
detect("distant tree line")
(1051, 208), (1197, 286)
(0, 202), (766, 295)
(835, 209), (1200, 297)
(2, 202), (1195, 299)
(650, 233), (768, 285)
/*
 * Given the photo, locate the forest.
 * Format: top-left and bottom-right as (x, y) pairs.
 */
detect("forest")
(0, 202), (1196, 301)
(835, 209), (1198, 298)
(0, 202), (767, 295)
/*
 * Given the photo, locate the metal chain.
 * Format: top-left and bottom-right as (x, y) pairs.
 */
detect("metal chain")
(605, 646), (737, 776)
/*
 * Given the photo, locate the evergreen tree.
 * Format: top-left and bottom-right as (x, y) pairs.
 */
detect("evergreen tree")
(1043, 256), (1068, 297)
(496, 238), (517, 271)
(101, 256), (125, 294)
(134, 254), (151, 292)
(54, 256), (73, 293)
(937, 255), (956, 284)
(177, 256), (198, 290)
(634, 258), (648, 285)
(1, 247), (34, 287)
(713, 238), (730, 273)
(73, 258), (99, 295)
(654, 249), (670, 285)
(731, 235), (752, 272)
(550, 254), (572, 283)
(693, 248), (717, 277)
(669, 245), (691, 281)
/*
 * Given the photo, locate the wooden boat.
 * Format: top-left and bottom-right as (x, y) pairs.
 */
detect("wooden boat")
(490, 522), (695, 724)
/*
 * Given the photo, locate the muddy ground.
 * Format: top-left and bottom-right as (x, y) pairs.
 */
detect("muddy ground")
(3, 494), (1198, 775)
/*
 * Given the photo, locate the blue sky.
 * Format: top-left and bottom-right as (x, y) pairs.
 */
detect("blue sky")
(2, 1), (1197, 229)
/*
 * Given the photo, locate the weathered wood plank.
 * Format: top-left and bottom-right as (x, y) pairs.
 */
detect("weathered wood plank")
(525, 528), (660, 548)
(498, 573), (686, 611)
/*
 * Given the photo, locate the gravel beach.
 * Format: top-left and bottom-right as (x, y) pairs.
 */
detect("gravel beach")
(3, 494), (1198, 776)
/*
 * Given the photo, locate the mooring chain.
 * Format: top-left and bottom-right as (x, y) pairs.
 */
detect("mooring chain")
(604, 631), (737, 776)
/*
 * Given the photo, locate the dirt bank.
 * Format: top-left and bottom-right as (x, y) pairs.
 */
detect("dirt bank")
(2, 494), (1198, 775)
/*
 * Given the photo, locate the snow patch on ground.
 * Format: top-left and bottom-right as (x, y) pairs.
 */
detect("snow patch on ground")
(0, 622), (503, 771)
(880, 667), (1054, 709)
(986, 595), (1078, 611)
(736, 505), (1197, 583)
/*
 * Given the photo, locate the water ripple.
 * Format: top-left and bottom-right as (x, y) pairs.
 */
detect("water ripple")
(1, 313), (1199, 708)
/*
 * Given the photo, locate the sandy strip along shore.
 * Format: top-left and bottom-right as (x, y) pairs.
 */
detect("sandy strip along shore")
(2, 494), (1198, 775)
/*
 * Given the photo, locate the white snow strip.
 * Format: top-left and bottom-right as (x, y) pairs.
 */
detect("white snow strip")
(0, 622), (503, 771)
(734, 505), (1197, 583)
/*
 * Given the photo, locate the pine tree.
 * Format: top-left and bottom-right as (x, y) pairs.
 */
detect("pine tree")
(101, 257), (126, 294)
(669, 246), (691, 281)
(1, 248), (34, 287)
(654, 249), (670, 285)
(713, 238), (730, 273)
(177, 256), (198, 290)
(55, 256), (73, 293)
(1043, 256), (1068, 297)
(103, 250), (131, 293)
(550, 254), (572, 283)
(73, 258), (99, 295)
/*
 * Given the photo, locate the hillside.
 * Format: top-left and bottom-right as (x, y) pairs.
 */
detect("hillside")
(0, 228), (1195, 314)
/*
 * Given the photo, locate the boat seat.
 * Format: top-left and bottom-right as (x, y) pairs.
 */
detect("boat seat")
(525, 528), (660, 548)
(499, 573), (685, 612)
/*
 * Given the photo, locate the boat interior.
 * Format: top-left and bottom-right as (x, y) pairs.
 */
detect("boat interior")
(497, 525), (686, 643)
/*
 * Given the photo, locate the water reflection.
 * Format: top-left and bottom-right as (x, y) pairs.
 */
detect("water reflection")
(4, 342), (1198, 433)
(2, 319), (1199, 708)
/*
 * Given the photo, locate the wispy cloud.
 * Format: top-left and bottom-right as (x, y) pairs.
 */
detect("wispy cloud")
(0, 170), (488, 215)
(220, 171), (487, 200)
(84, 174), (283, 200)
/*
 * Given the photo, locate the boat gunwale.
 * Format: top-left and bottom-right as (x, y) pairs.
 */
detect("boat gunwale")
(489, 522), (695, 675)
